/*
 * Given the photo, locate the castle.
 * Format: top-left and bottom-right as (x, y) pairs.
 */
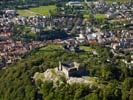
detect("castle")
(57, 61), (87, 78)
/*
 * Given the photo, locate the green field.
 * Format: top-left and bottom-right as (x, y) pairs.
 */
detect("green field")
(18, 5), (57, 16)
(95, 14), (107, 20)
(29, 5), (57, 15)
(17, 10), (39, 16)
(80, 46), (94, 52)
(39, 44), (62, 51)
(105, 0), (131, 3)
(83, 14), (90, 18)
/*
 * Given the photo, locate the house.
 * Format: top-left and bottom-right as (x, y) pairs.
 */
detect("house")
(111, 42), (119, 50)
(76, 34), (86, 43)
(86, 33), (97, 41)
(5, 10), (16, 16)
(57, 61), (87, 78)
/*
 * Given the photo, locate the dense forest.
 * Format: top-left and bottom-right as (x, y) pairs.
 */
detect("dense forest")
(0, 45), (132, 100)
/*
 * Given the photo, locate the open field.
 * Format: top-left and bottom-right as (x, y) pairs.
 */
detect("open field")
(105, 0), (131, 3)
(95, 14), (107, 20)
(17, 5), (57, 16)
(29, 5), (57, 15)
(39, 44), (62, 51)
(17, 10), (39, 16)
(80, 46), (94, 52)
(83, 14), (90, 18)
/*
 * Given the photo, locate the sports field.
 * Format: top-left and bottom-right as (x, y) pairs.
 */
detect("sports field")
(18, 5), (57, 16)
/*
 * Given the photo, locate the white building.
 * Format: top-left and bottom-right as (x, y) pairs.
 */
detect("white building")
(66, 1), (83, 7)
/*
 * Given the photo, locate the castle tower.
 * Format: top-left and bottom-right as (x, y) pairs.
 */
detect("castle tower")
(58, 61), (62, 71)
(73, 62), (80, 70)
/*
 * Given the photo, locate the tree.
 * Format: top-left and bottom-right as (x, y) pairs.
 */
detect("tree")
(85, 93), (99, 100)
(129, 88), (133, 100)
(122, 78), (133, 100)
(102, 81), (121, 100)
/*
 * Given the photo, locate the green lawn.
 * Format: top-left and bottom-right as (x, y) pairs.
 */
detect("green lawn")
(80, 46), (94, 52)
(29, 5), (57, 15)
(39, 44), (62, 51)
(95, 14), (107, 20)
(17, 10), (39, 16)
(83, 14), (90, 18)
(105, 0), (131, 3)
(18, 5), (57, 16)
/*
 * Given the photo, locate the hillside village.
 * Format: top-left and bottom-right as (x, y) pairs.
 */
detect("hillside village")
(0, 1), (132, 68)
